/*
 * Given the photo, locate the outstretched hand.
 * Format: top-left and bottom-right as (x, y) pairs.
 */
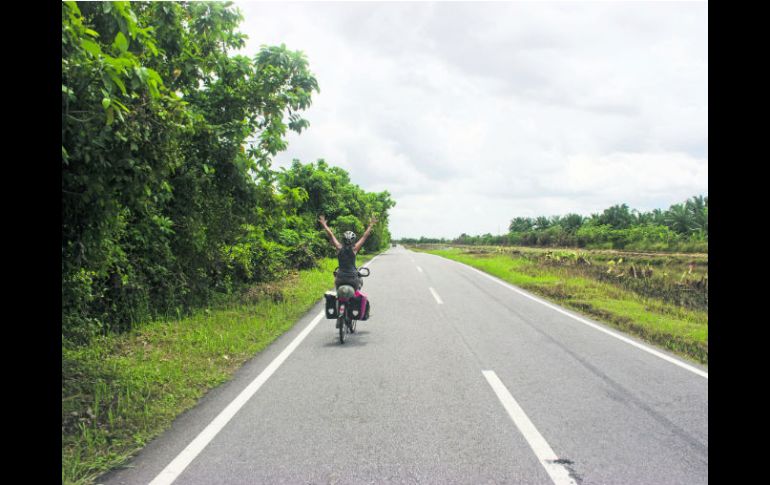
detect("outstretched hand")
(369, 215), (378, 227)
(319, 215), (327, 226)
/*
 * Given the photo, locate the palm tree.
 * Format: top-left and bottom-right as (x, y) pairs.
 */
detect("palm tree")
(509, 217), (534, 233)
(562, 213), (585, 232)
(597, 204), (634, 229)
(665, 203), (694, 234)
(686, 195), (708, 233)
(534, 216), (551, 230)
(650, 208), (665, 225)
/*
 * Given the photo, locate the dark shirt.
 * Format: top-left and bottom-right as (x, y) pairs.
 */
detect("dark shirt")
(337, 245), (358, 278)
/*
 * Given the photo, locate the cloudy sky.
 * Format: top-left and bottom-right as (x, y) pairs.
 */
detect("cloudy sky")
(234, 1), (708, 239)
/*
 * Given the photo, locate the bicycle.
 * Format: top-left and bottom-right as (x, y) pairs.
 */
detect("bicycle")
(324, 266), (371, 344)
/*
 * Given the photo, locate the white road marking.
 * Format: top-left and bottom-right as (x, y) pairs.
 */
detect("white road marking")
(150, 255), (381, 485)
(459, 263), (707, 379)
(429, 287), (443, 304)
(483, 370), (577, 485)
(149, 311), (325, 485)
(417, 266), (423, 273)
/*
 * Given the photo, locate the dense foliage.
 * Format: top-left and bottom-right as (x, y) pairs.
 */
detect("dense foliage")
(62, 1), (394, 344)
(398, 195), (707, 252)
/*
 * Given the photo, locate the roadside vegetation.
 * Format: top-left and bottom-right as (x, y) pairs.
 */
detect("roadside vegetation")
(62, 256), (376, 485)
(62, 1), (395, 346)
(409, 245), (707, 364)
(63, 3), (393, 484)
(399, 195), (707, 253)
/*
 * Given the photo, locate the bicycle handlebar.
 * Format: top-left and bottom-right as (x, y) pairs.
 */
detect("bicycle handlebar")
(332, 267), (371, 277)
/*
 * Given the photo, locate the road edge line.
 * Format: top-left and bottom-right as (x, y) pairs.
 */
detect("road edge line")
(150, 254), (383, 484)
(425, 253), (707, 379)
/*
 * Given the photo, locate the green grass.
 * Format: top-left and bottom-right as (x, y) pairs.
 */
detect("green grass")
(418, 247), (708, 365)
(62, 256), (371, 485)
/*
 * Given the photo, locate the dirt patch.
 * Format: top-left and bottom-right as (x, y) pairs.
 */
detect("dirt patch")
(241, 272), (299, 304)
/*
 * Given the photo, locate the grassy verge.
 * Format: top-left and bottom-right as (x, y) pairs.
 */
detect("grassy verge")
(62, 255), (373, 485)
(413, 246), (707, 365)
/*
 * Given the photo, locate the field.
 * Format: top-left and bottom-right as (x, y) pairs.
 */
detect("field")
(408, 244), (708, 364)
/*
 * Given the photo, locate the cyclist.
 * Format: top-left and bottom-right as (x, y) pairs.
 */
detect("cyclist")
(319, 214), (377, 290)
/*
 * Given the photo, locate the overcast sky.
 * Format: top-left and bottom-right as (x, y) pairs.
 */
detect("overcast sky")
(234, 1), (708, 239)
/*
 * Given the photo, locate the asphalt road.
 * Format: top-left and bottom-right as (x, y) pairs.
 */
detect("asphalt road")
(99, 246), (708, 485)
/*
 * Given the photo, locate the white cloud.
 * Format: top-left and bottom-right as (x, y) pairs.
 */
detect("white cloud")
(234, 1), (708, 239)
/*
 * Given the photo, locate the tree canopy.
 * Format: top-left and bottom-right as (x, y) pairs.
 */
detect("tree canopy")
(62, 1), (395, 344)
(401, 195), (707, 252)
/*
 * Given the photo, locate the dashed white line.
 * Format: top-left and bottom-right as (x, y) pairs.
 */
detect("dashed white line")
(453, 261), (707, 379)
(429, 287), (443, 304)
(483, 370), (577, 485)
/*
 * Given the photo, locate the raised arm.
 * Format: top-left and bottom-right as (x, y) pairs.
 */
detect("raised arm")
(353, 215), (378, 253)
(319, 215), (342, 250)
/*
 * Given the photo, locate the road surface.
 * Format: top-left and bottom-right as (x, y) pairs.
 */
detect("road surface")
(99, 246), (708, 485)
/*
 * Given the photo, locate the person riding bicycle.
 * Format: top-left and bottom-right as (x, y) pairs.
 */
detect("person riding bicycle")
(319, 214), (377, 290)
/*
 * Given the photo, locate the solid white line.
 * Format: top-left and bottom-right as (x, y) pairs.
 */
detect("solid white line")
(417, 266), (423, 273)
(149, 310), (325, 485)
(462, 264), (707, 379)
(483, 371), (577, 485)
(151, 255), (382, 485)
(429, 287), (443, 304)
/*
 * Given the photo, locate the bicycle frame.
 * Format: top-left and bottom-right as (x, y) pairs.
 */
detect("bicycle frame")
(333, 267), (370, 344)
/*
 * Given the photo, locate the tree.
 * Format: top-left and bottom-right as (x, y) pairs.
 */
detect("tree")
(561, 213), (585, 233)
(597, 204), (634, 229)
(534, 216), (551, 230)
(62, 1), (325, 342)
(686, 195), (708, 235)
(664, 203), (694, 234)
(276, 160), (396, 255)
(509, 217), (534, 233)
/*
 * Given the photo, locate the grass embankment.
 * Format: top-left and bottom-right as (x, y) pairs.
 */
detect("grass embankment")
(411, 245), (707, 365)
(62, 256), (371, 485)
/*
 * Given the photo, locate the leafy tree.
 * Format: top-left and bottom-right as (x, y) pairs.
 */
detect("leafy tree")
(597, 204), (635, 229)
(276, 160), (396, 255)
(509, 217), (534, 233)
(561, 213), (585, 233)
(686, 195), (708, 235)
(63, 2), (381, 344)
(415, 194), (707, 252)
(534, 216), (552, 230)
(664, 203), (693, 234)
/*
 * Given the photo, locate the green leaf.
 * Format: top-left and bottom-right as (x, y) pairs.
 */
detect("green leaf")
(84, 29), (99, 38)
(106, 106), (114, 125)
(112, 99), (128, 112)
(109, 74), (127, 96)
(65, 1), (81, 16)
(114, 32), (129, 53)
(146, 68), (163, 84)
(146, 40), (159, 56)
(134, 67), (148, 83)
(80, 39), (102, 57)
(102, 98), (111, 110)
